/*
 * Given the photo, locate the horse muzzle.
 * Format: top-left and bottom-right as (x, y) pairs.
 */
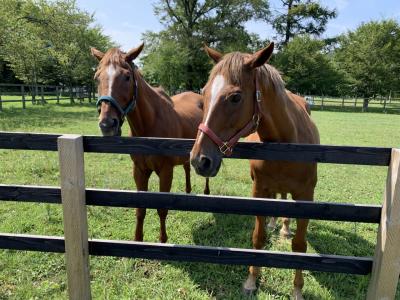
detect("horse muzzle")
(99, 117), (121, 136)
(190, 152), (222, 178)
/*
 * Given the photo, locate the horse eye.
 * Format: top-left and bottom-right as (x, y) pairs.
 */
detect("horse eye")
(124, 75), (130, 81)
(230, 93), (242, 104)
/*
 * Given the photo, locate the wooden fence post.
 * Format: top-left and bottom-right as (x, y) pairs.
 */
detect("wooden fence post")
(21, 85), (26, 109)
(56, 86), (60, 104)
(321, 96), (324, 110)
(383, 96), (387, 113)
(342, 97), (344, 109)
(367, 148), (400, 300)
(70, 87), (74, 104)
(0, 87), (2, 111)
(40, 86), (45, 105)
(58, 135), (91, 300)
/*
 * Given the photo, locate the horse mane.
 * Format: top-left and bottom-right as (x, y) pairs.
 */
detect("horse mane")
(154, 86), (174, 106)
(208, 51), (286, 97)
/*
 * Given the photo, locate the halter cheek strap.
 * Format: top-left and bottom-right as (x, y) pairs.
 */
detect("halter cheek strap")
(198, 74), (262, 156)
(96, 64), (138, 120)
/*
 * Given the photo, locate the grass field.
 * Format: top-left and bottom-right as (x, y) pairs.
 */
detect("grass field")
(1, 103), (400, 299)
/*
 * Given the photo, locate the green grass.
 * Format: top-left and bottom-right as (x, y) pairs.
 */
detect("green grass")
(1, 103), (400, 299)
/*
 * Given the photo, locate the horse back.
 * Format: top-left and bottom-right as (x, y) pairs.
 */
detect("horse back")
(172, 92), (204, 138)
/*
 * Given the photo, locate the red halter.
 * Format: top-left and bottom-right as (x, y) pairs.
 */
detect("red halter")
(198, 76), (262, 156)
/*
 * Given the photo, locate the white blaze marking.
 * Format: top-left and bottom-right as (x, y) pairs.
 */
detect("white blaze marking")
(205, 75), (225, 125)
(198, 75), (225, 142)
(107, 64), (116, 95)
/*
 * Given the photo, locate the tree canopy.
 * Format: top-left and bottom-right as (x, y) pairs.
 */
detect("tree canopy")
(335, 19), (400, 99)
(0, 0), (113, 87)
(141, 0), (270, 93)
(271, 0), (336, 46)
(273, 35), (344, 95)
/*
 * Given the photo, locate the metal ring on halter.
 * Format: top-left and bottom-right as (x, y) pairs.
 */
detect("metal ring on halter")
(253, 114), (261, 129)
(219, 142), (232, 155)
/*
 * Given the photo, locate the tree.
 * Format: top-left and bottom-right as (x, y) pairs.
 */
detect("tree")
(334, 20), (400, 110)
(0, 0), (113, 92)
(141, 0), (270, 92)
(272, 0), (336, 46)
(273, 35), (345, 95)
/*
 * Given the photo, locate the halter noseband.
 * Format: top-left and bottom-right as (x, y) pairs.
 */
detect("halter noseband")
(198, 74), (262, 156)
(96, 64), (138, 121)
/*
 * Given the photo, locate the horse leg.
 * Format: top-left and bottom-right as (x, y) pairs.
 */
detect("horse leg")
(291, 189), (314, 300)
(133, 165), (151, 241)
(279, 193), (292, 238)
(157, 166), (173, 243)
(183, 162), (191, 193)
(243, 182), (270, 294)
(267, 193), (278, 230)
(204, 178), (210, 195)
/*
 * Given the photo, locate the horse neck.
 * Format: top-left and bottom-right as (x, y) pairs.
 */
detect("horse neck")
(126, 74), (170, 136)
(257, 80), (296, 142)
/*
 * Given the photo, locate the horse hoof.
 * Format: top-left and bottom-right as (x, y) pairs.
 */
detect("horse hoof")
(267, 224), (276, 231)
(280, 228), (292, 239)
(293, 288), (304, 300)
(159, 235), (168, 243)
(242, 278), (257, 295)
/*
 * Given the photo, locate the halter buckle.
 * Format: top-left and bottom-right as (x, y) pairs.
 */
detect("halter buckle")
(219, 142), (232, 155)
(253, 114), (261, 129)
(256, 90), (262, 102)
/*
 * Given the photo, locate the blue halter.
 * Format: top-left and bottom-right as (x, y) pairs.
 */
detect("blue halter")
(96, 65), (138, 119)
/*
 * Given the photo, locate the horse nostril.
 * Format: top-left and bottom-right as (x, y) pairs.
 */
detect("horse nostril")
(99, 118), (116, 129)
(112, 118), (119, 127)
(199, 155), (212, 172)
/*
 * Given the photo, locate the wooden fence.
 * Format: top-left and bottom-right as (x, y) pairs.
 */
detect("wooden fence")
(308, 95), (400, 113)
(0, 132), (399, 299)
(0, 83), (95, 110)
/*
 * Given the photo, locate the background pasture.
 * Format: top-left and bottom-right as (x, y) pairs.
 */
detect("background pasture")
(0, 104), (400, 299)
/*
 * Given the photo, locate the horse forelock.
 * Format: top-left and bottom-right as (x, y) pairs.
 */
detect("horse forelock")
(95, 48), (132, 78)
(207, 51), (285, 97)
(208, 52), (247, 86)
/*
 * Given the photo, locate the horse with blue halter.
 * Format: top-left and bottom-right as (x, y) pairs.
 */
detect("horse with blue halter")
(91, 43), (210, 243)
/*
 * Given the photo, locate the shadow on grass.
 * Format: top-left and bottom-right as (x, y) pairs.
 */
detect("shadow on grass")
(305, 222), (374, 300)
(161, 213), (257, 299)
(0, 103), (96, 131)
(160, 217), (375, 299)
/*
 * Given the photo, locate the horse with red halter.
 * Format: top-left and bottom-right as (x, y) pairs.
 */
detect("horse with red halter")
(91, 43), (210, 243)
(190, 43), (319, 299)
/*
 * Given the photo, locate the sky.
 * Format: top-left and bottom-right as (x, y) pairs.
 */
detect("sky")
(76, 0), (400, 51)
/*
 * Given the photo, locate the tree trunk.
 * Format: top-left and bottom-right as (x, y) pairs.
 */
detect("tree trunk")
(283, 0), (294, 45)
(362, 98), (369, 112)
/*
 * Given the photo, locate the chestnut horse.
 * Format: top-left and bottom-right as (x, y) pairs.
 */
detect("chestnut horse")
(190, 43), (319, 299)
(91, 43), (209, 243)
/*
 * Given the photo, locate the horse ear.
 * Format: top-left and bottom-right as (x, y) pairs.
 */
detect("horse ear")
(245, 42), (274, 69)
(91, 47), (104, 61)
(203, 44), (223, 64)
(126, 42), (144, 62)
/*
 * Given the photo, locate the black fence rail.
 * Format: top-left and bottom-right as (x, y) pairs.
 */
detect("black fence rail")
(307, 95), (400, 114)
(0, 131), (399, 300)
(0, 83), (95, 110)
